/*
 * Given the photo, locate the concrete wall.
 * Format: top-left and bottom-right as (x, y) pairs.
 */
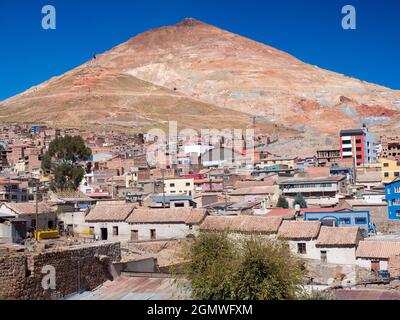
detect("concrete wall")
(0, 242), (121, 300)
(87, 221), (193, 242)
(356, 258), (388, 271)
(0, 223), (11, 241)
(316, 247), (357, 265)
(57, 211), (89, 234)
(288, 240), (319, 261)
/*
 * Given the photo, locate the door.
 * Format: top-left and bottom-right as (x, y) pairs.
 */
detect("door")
(150, 229), (156, 240)
(100, 228), (108, 241)
(371, 260), (380, 272)
(131, 230), (139, 241)
(321, 251), (327, 264)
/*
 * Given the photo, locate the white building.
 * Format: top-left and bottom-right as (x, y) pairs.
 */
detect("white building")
(356, 240), (400, 272)
(315, 227), (364, 265)
(277, 221), (322, 261)
(163, 178), (194, 196)
(85, 202), (206, 242)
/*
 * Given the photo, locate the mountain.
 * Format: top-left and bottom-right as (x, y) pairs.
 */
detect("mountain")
(1, 18), (400, 155)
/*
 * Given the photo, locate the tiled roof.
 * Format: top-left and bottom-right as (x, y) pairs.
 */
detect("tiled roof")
(4, 202), (54, 215)
(316, 227), (363, 247)
(85, 202), (136, 222)
(229, 186), (278, 196)
(200, 215), (282, 234)
(126, 208), (206, 225)
(356, 241), (400, 259)
(265, 208), (296, 219)
(277, 221), (321, 240)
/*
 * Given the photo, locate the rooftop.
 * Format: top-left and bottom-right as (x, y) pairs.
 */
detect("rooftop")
(200, 215), (282, 234)
(356, 240), (400, 259)
(278, 221), (321, 240)
(316, 227), (363, 247)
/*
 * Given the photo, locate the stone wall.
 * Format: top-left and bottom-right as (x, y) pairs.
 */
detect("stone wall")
(0, 242), (121, 300)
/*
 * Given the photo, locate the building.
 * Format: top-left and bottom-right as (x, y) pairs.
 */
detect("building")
(147, 195), (196, 209)
(303, 209), (371, 236)
(340, 126), (377, 166)
(384, 177), (400, 220)
(279, 175), (347, 198)
(229, 185), (280, 204)
(200, 215), (283, 236)
(316, 149), (341, 167)
(0, 178), (29, 202)
(381, 158), (400, 184)
(261, 157), (297, 169)
(163, 178), (194, 196)
(84, 201), (137, 241)
(125, 208), (206, 241)
(380, 135), (400, 161)
(356, 240), (400, 272)
(0, 202), (56, 232)
(315, 227), (364, 265)
(194, 178), (224, 192)
(277, 221), (321, 260)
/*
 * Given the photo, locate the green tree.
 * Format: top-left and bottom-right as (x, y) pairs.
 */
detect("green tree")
(180, 232), (306, 300)
(182, 232), (237, 300)
(277, 195), (289, 209)
(42, 135), (92, 191)
(293, 193), (307, 209)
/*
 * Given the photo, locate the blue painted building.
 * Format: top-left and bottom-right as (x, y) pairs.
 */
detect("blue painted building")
(30, 125), (47, 134)
(385, 177), (400, 220)
(303, 209), (371, 236)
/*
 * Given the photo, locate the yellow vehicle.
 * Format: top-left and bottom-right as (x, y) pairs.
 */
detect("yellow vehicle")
(34, 230), (60, 240)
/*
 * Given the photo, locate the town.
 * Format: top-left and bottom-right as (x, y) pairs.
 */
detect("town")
(1, 122), (400, 300)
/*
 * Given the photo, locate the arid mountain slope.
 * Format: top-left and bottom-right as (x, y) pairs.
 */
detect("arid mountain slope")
(1, 18), (399, 154)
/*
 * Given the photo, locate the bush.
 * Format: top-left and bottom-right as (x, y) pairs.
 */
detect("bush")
(277, 195), (289, 209)
(293, 193), (307, 208)
(180, 232), (306, 300)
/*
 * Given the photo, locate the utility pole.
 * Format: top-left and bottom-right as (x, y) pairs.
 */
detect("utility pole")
(35, 179), (39, 241)
(161, 169), (166, 208)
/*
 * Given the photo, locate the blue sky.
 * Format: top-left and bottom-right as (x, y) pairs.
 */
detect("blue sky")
(0, 0), (399, 101)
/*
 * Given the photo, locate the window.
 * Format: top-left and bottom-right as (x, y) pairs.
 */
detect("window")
(385, 173), (389, 178)
(174, 202), (185, 208)
(150, 229), (156, 240)
(396, 211), (400, 218)
(395, 172), (400, 177)
(395, 187), (400, 193)
(89, 226), (95, 235)
(113, 226), (119, 236)
(186, 182), (191, 187)
(339, 218), (351, 225)
(297, 243), (307, 254)
(170, 183), (175, 187)
(355, 218), (367, 225)
(131, 230), (139, 241)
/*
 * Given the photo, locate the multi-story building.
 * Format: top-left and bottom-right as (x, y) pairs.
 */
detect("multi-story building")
(381, 158), (400, 184)
(340, 126), (377, 166)
(381, 135), (400, 161)
(316, 149), (341, 167)
(163, 177), (194, 196)
(385, 177), (400, 220)
(279, 175), (347, 198)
